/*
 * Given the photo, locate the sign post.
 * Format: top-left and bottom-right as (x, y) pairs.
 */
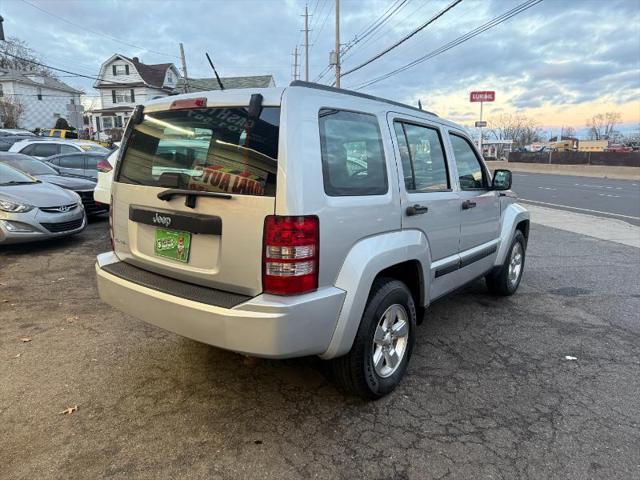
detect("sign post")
(470, 91), (495, 155)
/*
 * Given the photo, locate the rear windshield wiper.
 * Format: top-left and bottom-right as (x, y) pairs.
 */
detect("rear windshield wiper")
(157, 188), (232, 208)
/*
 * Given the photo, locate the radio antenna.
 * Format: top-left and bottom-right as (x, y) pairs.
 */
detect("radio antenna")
(205, 52), (225, 90)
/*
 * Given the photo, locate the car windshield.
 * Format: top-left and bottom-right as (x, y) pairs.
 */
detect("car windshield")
(80, 144), (110, 154)
(3, 157), (58, 176)
(0, 162), (38, 185)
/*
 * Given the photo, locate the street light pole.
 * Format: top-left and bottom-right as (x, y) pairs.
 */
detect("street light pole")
(335, 0), (341, 88)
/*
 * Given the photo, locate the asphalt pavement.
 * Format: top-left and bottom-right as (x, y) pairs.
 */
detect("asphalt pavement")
(1, 219), (639, 479)
(511, 172), (640, 226)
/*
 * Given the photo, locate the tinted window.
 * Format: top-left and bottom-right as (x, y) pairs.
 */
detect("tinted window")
(20, 144), (37, 155)
(60, 144), (78, 154)
(3, 157), (58, 175)
(59, 155), (85, 169)
(394, 122), (449, 192)
(50, 130), (62, 138)
(319, 109), (387, 196)
(119, 107), (280, 197)
(86, 156), (100, 169)
(450, 134), (487, 189)
(32, 143), (60, 157)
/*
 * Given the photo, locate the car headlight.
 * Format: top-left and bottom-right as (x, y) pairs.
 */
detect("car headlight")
(0, 199), (34, 213)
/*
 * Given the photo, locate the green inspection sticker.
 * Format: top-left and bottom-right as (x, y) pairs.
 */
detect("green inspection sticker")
(154, 229), (191, 263)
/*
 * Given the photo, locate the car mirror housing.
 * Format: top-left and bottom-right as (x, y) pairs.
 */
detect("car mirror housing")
(492, 169), (512, 191)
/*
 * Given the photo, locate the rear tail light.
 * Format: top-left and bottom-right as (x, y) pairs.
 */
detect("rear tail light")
(108, 195), (114, 251)
(97, 160), (112, 173)
(263, 215), (319, 295)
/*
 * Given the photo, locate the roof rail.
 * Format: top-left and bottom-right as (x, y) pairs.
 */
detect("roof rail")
(289, 80), (438, 117)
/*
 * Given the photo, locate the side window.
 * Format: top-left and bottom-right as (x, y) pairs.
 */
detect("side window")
(48, 157), (60, 166)
(450, 134), (487, 190)
(20, 144), (36, 155)
(59, 155), (85, 169)
(319, 109), (387, 196)
(59, 144), (77, 155)
(33, 143), (60, 157)
(393, 121), (449, 192)
(86, 156), (100, 169)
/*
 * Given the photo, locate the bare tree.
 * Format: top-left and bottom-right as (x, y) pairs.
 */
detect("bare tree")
(586, 112), (621, 140)
(560, 126), (576, 138)
(0, 37), (55, 77)
(488, 113), (542, 148)
(0, 97), (25, 128)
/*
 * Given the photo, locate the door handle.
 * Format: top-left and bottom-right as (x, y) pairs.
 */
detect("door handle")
(461, 200), (477, 210)
(406, 204), (429, 216)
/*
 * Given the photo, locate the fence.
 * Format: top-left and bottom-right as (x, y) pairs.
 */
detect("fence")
(508, 151), (640, 167)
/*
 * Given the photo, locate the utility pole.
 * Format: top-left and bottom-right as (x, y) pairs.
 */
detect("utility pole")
(179, 43), (189, 93)
(291, 47), (300, 81)
(335, 0), (341, 88)
(302, 5), (311, 81)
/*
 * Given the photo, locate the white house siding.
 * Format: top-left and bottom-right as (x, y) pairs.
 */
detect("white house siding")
(99, 85), (168, 110)
(0, 81), (81, 130)
(99, 58), (144, 85)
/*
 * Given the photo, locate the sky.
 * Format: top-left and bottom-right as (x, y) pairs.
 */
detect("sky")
(1, 0), (639, 137)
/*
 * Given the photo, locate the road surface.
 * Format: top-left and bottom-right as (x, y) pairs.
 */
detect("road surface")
(511, 172), (640, 226)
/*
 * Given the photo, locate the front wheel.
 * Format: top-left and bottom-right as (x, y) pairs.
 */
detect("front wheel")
(330, 277), (416, 399)
(486, 230), (526, 296)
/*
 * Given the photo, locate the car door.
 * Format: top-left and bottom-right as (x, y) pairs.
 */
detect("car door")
(446, 131), (500, 281)
(84, 155), (100, 180)
(389, 114), (462, 300)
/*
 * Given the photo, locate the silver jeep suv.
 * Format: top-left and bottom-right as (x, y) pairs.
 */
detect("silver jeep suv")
(96, 82), (529, 399)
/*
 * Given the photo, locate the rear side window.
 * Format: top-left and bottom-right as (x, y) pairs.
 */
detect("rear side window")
(394, 122), (449, 192)
(31, 143), (60, 157)
(59, 155), (85, 169)
(319, 109), (387, 196)
(450, 134), (487, 189)
(86, 156), (100, 169)
(60, 144), (78, 154)
(118, 107), (280, 196)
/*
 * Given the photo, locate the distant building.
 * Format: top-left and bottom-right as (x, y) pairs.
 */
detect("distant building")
(91, 54), (181, 136)
(0, 68), (83, 130)
(578, 140), (608, 152)
(175, 75), (275, 93)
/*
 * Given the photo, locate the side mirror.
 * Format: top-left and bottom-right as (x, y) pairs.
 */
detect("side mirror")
(492, 169), (512, 190)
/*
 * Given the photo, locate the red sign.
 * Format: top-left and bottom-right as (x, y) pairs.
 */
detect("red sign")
(470, 91), (495, 102)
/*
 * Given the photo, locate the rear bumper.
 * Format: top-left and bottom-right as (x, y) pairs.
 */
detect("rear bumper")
(96, 252), (346, 358)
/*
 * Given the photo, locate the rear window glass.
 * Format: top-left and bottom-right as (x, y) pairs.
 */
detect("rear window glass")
(118, 107), (280, 197)
(319, 109), (387, 196)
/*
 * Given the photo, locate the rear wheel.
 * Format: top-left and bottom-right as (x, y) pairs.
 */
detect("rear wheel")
(330, 277), (416, 399)
(486, 230), (526, 296)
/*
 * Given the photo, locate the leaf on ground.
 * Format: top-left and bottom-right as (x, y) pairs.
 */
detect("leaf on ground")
(66, 315), (79, 323)
(2, 299), (8, 303)
(20, 337), (32, 343)
(58, 405), (78, 415)
(14, 353), (21, 358)
(564, 355), (578, 361)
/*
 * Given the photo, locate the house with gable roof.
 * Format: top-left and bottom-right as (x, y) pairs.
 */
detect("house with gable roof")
(91, 54), (181, 135)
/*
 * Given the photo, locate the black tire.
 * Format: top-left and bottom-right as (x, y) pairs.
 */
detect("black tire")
(330, 277), (416, 400)
(486, 230), (526, 296)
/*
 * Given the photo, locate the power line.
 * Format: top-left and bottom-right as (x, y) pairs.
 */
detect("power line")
(19, 0), (180, 60)
(340, 0), (463, 78)
(341, 0), (410, 59)
(349, 0), (543, 90)
(0, 51), (155, 87)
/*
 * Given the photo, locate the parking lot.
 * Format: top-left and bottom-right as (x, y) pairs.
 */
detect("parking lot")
(1, 217), (639, 479)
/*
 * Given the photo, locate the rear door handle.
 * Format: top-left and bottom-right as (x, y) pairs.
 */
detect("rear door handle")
(462, 200), (477, 210)
(406, 204), (429, 216)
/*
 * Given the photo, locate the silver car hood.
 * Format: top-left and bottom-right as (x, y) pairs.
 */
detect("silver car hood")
(0, 181), (79, 208)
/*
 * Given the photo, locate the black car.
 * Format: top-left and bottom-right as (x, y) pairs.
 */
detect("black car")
(0, 153), (108, 216)
(46, 151), (109, 180)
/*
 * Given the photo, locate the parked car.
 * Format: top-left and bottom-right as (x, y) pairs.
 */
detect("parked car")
(0, 153), (109, 216)
(43, 129), (78, 139)
(46, 151), (110, 180)
(0, 128), (35, 137)
(0, 135), (45, 152)
(93, 147), (118, 204)
(95, 83), (530, 399)
(0, 162), (86, 244)
(9, 139), (110, 158)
